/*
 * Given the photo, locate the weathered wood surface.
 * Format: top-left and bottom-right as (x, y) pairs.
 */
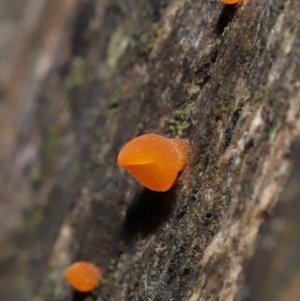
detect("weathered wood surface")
(0, 0), (300, 300)
(242, 143), (300, 301)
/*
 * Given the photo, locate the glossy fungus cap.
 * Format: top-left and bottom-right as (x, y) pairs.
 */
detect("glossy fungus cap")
(118, 134), (190, 191)
(66, 261), (102, 292)
(219, 0), (241, 4)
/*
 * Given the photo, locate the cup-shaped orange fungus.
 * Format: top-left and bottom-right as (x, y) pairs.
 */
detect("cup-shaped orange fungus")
(117, 134), (190, 191)
(65, 262), (102, 292)
(219, 0), (241, 4)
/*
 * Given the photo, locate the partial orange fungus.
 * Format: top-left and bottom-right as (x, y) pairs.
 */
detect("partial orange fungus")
(219, 0), (241, 4)
(118, 134), (190, 191)
(66, 262), (102, 292)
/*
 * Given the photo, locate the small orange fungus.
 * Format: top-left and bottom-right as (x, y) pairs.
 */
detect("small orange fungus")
(117, 134), (190, 191)
(219, 0), (241, 4)
(65, 261), (102, 292)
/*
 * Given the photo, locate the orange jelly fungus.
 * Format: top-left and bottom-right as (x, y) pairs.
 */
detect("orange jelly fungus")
(65, 262), (102, 292)
(219, 0), (241, 4)
(117, 134), (190, 192)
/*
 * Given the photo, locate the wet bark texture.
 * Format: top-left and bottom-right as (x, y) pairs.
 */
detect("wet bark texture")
(0, 0), (300, 300)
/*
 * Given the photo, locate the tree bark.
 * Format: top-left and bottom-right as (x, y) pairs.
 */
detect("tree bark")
(0, 0), (300, 300)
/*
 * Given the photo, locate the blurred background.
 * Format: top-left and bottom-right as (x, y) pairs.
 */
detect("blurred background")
(0, 0), (300, 300)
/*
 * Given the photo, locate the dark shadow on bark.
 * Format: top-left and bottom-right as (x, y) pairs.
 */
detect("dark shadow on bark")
(72, 290), (91, 301)
(215, 4), (237, 36)
(122, 187), (176, 241)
